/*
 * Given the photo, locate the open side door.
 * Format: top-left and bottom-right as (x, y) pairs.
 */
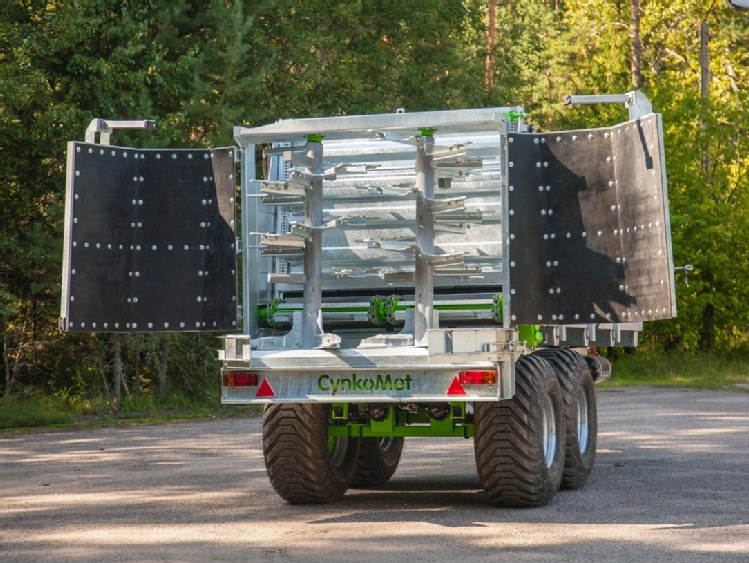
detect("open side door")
(505, 113), (676, 326)
(60, 143), (237, 332)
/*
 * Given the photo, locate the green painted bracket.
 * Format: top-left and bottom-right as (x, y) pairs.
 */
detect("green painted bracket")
(368, 295), (400, 325)
(492, 294), (503, 323)
(518, 324), (544, 347)
(503, 110), (525, 121)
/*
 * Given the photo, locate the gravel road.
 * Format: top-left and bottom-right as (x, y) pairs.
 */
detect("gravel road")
(2, 387), (749, 562)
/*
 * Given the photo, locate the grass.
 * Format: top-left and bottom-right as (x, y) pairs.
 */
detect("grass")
(601, 350), (749, 390)
(3, 351), (749, 430)
(0, 395), (73, 429)
(0, 390), (261, 431)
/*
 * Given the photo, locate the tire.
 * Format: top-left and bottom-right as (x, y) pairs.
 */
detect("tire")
(351, 436), (404, 487)
(534, 348), (597, 490)
(263, 403), (360, 504)
(474, 354), (566, 507)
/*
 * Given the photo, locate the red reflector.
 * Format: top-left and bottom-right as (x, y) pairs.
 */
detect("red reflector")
(446, 377), (466, 396)
(223, 372), (259, 387)
(458, 370), (497, 385)
(256, 379), (275, 398)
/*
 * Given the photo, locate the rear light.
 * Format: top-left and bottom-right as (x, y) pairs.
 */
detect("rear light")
(458, 370), (497, 385)
(223, 372), (259, 387)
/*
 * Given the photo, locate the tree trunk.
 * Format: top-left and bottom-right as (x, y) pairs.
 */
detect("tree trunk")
(113, 334), (123, 411)
(133, 336), (141, 397)
(3, 317), (26, 401)
(700, 21), (710, 175)
(699, 303), (716, 351)
(630, 0), (641, 89)
(3, 322), (12, 401)
(157, 336), (169, 400)
(485, 0), (496, 96)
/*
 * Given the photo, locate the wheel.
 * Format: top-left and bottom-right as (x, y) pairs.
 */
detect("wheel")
(263, 403), (360, 504)
(351, 436), (404, 487)
(534, 348), (597, 490)
(474, 354), (566, 507)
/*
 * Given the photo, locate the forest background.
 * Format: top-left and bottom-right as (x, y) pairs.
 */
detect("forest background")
(2, 0), (748, 421)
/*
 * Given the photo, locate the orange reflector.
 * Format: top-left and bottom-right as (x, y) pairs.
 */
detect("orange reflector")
(446, 377), (467, 396)
(223, 372), (259, 387)
(458, 370), (497, 385)
(256, 379), (275, 398)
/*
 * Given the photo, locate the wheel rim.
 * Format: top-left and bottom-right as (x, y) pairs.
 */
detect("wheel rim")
(542, 394), (558, 468)
(328, 435), (349, 467)
(577, 387), (590, 454)
(377, 436), (395, 452)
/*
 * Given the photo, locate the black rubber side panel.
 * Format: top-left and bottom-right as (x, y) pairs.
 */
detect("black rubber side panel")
(506, 115), (674, 325)
(60, 143), (237, 332)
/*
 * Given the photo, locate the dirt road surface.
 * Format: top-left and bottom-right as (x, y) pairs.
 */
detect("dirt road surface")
(2, 387), (749, 562)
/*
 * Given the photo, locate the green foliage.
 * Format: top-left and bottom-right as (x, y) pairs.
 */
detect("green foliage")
(602, 349), (749, 390)
(0, 394), (73, 429)
(1, 0), (748, 420)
